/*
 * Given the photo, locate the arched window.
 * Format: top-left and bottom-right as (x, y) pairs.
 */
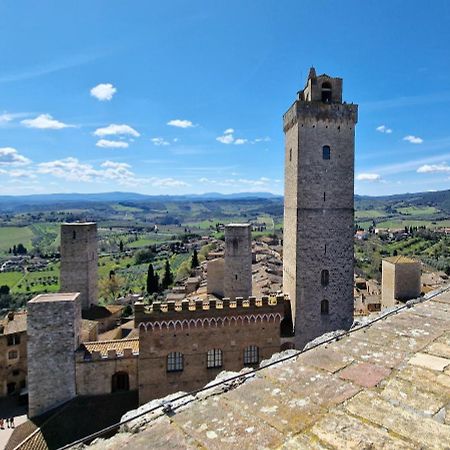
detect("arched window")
(322, 145), (331, 160)
(321, 299), (329, 315)
(243, 345), (259, 365)
(167, 352), (184, 372)
(207, 349), (223, 369)
(321, 269), (329, 286)
(321, 82), (332, 103)
(111, 371), (129, 392)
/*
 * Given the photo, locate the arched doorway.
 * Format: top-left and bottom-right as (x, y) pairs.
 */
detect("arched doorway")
(111, 371), (129, 392)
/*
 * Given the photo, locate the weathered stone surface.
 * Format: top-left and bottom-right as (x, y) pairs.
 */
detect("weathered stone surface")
(381, 377), (446, 416)
(345, 390), (450, 450)
(281, 433), (330, 449)
(310, 409), (412, 449)
(395, 364), (450, 395)
(425, 342), (450, 359)
(295, 345), (353, 373)
(172, 395), (284, 449)
(338, 362), (391, 387)
(408, 352), (450, 371)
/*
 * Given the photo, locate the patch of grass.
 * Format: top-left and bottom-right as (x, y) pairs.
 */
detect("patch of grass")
(355, 209), (387, 219)
(396, 206), (439, 216)
(0, 226), (34, 253)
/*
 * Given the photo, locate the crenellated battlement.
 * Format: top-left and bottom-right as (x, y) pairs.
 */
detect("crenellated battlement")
(134, 294), (286, 332)
(283, 101), (358, 132)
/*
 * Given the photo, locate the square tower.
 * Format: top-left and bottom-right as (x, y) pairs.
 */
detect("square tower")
(283, 68), (358, 348)
(381, 256), (421, 308)
(224, 223), (252, 300)
(27, 293), (81, 418)
(60, 222), (98, 310)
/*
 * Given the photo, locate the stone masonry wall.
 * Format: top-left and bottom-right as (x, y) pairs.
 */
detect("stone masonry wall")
(395, 262), (421, 300)
(27, 293), (81, 418)
(136, 296), (284, 404)
(76, 355), (138, 396)
(381, 260), (396, 308)
(224, 224), (252, 300)
(60, 223), (98, 309)
(206, 258), (225, 297)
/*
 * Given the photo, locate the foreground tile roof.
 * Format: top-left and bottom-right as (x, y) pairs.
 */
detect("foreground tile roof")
(89, 287), (450, 450)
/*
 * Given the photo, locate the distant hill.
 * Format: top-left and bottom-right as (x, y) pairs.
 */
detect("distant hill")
(355, 189), (450, 215)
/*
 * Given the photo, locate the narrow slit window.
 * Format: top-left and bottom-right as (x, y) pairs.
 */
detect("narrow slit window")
(289, 148), (292, 162)
(321, 269), (329, 286)
(321, 299), (329, 315)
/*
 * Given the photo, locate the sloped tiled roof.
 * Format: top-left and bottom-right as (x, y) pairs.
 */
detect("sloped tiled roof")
(384, 255), (419, 264)
(88, 287), (450, 449)
(1, 311), (27, 335)
(82, 338), (139, 357)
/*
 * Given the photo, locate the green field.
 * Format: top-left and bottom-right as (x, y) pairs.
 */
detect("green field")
(396, 206), (440, 216)
(0, 226), (35, 253)
(355, 209), (387, 219)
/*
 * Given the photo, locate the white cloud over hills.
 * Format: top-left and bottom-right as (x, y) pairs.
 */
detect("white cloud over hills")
(90, 83), (117, 101)
(167, 119), (194, 128)
(21, 114), (73, 129)
(0, 147), (31, 166)
(94, 124), (140, 137)
(96, 139), (129, 148)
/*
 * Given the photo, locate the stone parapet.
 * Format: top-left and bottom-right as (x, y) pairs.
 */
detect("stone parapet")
(283, 101), (358, 132)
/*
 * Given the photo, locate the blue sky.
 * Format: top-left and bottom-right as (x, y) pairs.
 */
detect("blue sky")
(1, 0), (450, 196)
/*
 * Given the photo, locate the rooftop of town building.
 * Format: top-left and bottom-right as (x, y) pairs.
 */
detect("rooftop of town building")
(28, 292), (80, 303)
(384, 255), (420, 265)
(85, 286), (450, 450)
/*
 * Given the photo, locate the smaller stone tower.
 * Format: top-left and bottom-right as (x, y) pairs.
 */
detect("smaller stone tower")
(382, 256), (421, 308)
(224, 224), (252, 300)
(27, 293), (81, 418)
(60, 222), (98, 310)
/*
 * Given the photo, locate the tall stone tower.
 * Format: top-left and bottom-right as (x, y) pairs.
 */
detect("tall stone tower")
(27, 293), (81, 418)
(224, 223), (252, 300)
(283, 68), (358, 348)
(60, 222), (98, 310)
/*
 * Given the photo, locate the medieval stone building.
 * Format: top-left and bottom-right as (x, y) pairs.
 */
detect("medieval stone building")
(283, 68), (358, 348)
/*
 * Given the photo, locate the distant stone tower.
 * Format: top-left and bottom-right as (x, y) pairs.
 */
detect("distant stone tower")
(283, 68), (358, 348)
(60, 222), (98, 310)
(224, 224), (252, 300)
(27, 293), (81, 418)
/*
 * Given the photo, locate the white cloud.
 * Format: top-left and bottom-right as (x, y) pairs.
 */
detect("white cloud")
(417, 163), (450, 173)
(0, 113), (14, 124)
(356, 173), (382, 181)
(376, 125), (393, 134)
(36, 157), (188, 189)
(403, 135), (423, 144)
(167, 119), (194, 128)
(21, 114), (73, 129)
(224, 128), (234, 134)
(253, 137), (271, 143)
(94, 124), (140, 137)
(90, 83), (117, 101)
(234, 138), (248, 145)
(0, 147), (31, 166)
(5, 169), (36, 178)
(96, 139), (129, 149)
(216, 134), (235, 144)
(151, 178), (188, 187)
(151, 137), (170, 146)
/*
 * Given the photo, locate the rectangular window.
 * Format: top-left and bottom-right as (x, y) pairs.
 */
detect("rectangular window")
(207, 349), (223, 369)
(7, 334), (20, 346)
(167, 352), (184, 372)
(243, 345), (259, 365)
(322, 146), (331, 160)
